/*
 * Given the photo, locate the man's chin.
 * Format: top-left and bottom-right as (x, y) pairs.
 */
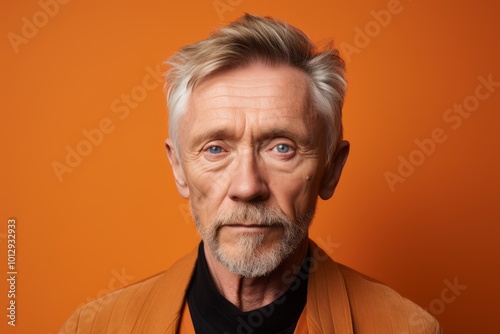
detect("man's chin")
(213, 239), (286, 278)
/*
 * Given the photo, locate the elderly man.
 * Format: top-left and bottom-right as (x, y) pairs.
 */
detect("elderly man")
(60, 14), (441, 334)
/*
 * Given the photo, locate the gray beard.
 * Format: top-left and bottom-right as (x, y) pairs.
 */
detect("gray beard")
(192, 203), (314, 278)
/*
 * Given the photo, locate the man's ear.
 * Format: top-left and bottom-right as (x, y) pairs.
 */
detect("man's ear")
(165, 139), (190, 199)
(319, 140), (350, 200)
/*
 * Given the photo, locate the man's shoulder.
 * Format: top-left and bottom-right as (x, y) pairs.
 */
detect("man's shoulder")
(60, 270), (167, 333)
(337, 262), (442, 333)
(59, 248), (198, 334)
(308, 240), (442, 333)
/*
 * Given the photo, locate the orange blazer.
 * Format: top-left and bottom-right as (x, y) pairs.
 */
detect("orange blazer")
(59, 240), (441, 334)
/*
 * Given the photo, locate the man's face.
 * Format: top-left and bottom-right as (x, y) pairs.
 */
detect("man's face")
(168, 63), (332, 277)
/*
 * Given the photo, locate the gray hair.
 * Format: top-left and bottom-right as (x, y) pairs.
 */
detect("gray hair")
(165, 13), (346, 164)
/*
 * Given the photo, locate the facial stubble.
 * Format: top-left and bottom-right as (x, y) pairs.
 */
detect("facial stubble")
(192, 203), (314, 278)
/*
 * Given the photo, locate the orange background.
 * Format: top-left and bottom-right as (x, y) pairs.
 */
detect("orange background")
(1, 0), (499, 333)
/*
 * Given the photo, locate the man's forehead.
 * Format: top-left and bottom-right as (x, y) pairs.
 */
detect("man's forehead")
(189, 63), (311, 112)
(192, 64), (308, 103)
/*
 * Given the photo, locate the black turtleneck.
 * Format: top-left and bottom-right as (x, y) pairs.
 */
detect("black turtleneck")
(186, 242), (309, 334)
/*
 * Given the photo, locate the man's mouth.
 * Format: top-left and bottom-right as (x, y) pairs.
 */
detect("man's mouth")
(221, 223), (280, 232)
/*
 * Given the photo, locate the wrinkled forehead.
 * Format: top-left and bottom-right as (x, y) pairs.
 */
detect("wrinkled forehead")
(187, 63), (316, 122)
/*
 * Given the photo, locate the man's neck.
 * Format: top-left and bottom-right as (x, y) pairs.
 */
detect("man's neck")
(203, 238), (309, 312)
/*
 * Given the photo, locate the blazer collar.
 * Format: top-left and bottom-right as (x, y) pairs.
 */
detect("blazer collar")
(131, 240), (353, 334)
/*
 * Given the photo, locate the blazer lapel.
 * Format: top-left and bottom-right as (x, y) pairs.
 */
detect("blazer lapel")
(306, 240), (353, 334)
(131, 248), (198, 334)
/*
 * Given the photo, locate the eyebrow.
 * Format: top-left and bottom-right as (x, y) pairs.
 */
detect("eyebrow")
(190, 128), (232, 149)
(190, 127), (314, 149)
(266, 128), (314, 147)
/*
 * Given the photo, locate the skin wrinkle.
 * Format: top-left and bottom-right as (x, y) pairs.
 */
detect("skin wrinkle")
(166, 62), (343, 311)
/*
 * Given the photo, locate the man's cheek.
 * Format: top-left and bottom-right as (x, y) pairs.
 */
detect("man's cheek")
(189, 171), (228, 213)
(288, 181), (316, 216)
(271, 182), (303, 215)
(190, 165), (228, 192)
(192, 169), (227, 192)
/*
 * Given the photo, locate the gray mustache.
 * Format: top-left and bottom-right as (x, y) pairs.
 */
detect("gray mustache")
(212, 205), (292, 228)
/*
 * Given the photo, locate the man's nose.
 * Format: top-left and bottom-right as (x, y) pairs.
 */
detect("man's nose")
(227, 152), (269, 202)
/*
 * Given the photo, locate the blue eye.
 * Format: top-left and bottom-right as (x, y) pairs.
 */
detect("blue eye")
(208, 146), (223, 154)
(275, 144), (291, 153)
